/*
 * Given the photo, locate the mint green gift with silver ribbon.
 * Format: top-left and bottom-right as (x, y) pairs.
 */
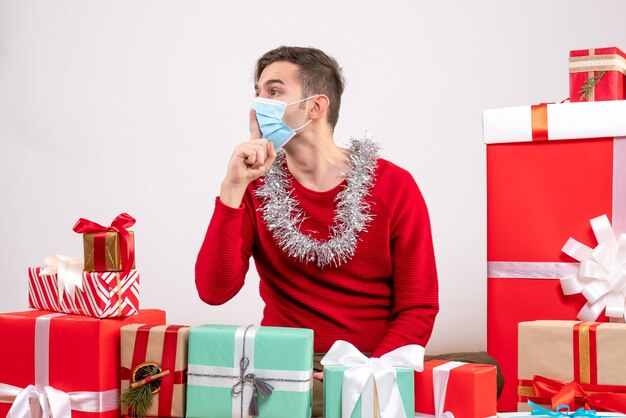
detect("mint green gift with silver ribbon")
(186, 325), (313, 418)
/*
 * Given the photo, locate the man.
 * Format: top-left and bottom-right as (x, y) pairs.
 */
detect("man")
(195, 46), (439, 416)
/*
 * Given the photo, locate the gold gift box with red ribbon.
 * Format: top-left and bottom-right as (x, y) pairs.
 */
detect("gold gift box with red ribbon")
(73, 213), (136, 273)
(82, 230), (136, 272)
(121, 324), (191, 417)
(517, 320), (626, 413)
(569, 47), (626, 102)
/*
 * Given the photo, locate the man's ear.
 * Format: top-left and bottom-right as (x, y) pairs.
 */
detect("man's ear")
(309, 95), (330, 121)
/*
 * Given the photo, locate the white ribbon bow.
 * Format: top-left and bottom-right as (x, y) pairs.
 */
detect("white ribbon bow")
(0, 383), (120, 418)
(321, 340), (425, 418)
(2, 384), (71, 418)
(39, 254), (84, 300)
(560, 214), (626, 322)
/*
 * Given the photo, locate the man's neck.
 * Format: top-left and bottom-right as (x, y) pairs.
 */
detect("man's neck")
(283, 130), (349, 192)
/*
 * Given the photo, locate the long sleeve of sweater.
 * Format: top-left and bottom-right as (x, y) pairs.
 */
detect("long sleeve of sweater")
(195, 195), (255, 305)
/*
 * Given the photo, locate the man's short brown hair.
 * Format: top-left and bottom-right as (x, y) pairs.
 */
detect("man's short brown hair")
(254, 46), (345, 130)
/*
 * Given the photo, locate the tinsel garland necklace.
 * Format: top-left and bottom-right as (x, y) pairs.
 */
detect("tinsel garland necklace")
(256, 137), (379, 269)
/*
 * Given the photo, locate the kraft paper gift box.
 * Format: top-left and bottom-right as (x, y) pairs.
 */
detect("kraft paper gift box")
(120, 324), (191, 417)
(482, 100), (626, 411)
(322, 340), (422, 418)
(569, 47), (626, 102)
(186, 325), (313, 418)
(28, 266), (140, 318)
(0, 309), (166, 418)
(414, 360), (497, 418)
(73, 213), (136, 273)
(517, 321), (626, 413)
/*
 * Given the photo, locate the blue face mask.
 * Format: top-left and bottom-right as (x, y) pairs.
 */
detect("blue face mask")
(251, 95), (318, 149)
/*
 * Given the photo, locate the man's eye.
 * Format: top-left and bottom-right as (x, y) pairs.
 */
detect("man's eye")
(270, 89), (279, 96)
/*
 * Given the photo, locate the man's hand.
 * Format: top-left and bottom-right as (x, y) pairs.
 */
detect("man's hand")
(220, 110), (277, 208)
(313, 371), (323, 381)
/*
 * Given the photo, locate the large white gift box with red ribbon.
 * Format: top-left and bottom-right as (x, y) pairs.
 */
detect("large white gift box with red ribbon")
(482, 99), (626, 411)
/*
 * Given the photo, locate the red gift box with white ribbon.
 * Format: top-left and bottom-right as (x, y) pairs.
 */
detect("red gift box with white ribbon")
(0, 309), (166, 418)
(482, 100), (626, 411)
(414, 360), (497, 418)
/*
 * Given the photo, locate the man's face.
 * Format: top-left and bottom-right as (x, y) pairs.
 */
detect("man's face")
(254, 61), (309, 130)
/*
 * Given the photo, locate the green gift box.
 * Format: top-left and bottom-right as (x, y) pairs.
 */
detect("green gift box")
(324, 366), (414, 418)
(187, 324), (313, 418)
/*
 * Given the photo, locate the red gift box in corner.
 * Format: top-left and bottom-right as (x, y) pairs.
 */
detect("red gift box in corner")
(483, 100), (626, 411)
(569, 47), (626, 102)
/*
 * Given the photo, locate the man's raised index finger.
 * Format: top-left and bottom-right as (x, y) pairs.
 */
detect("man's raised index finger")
(249, 109), (262, 140)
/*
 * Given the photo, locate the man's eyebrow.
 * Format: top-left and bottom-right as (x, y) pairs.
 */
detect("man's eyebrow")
(255, 79), (286, 91)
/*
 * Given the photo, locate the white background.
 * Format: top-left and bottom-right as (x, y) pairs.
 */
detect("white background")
(1, 0), (625, 354)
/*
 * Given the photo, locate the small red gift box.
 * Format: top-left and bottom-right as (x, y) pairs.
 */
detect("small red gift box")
(482, 100), (626, 411)
(0, 309), (166, 418)
(569, 47), (626, 102)
(28, 266), (140, 318)
(414, 360), (497, 418)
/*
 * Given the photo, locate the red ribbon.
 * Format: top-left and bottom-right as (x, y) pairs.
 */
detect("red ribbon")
(121, 324), (187, 416)
(72, 213), (135, 281)
(532, 375), (626, 413)
(531, 103), (549, 142)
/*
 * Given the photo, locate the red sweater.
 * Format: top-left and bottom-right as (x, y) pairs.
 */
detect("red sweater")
(195, 158), (438, 357)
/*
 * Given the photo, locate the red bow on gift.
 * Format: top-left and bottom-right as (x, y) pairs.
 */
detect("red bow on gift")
(532, 374), (626, 413)
(72, 213), (136, 281)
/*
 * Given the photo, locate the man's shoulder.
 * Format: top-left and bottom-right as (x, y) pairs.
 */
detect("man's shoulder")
(374, 158), (417, 188)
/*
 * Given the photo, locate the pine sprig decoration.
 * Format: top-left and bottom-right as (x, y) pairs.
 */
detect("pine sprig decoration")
(121, 383), (154, 418)
(579, 71), (605, 101)
(121, 364), (163, 418)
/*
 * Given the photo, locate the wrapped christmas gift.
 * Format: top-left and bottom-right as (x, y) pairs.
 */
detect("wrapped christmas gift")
(0, 309), (166, 418)
(482, 99), (626, 410)
(73, 213), (136, 273)
(322, 340), (423, 418)
(414, 360), (497, 418)
(186, 324), (313, 418)
(517, 320), (626, 413)
(569, 47), (626, 102)
(120, 324), (190, 417)
(28, 255), (139, 317)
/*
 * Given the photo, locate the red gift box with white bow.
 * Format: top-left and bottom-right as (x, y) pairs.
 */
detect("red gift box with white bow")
(482, 99), (626, 411)
(0, 309), (166, 418)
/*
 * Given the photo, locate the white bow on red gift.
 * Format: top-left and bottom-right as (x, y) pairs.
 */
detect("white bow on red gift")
(0, 313), (119, 418)
(561, 214), (626, 322)
(39, 254), (84, 300)
(321, 340), (424, 418)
